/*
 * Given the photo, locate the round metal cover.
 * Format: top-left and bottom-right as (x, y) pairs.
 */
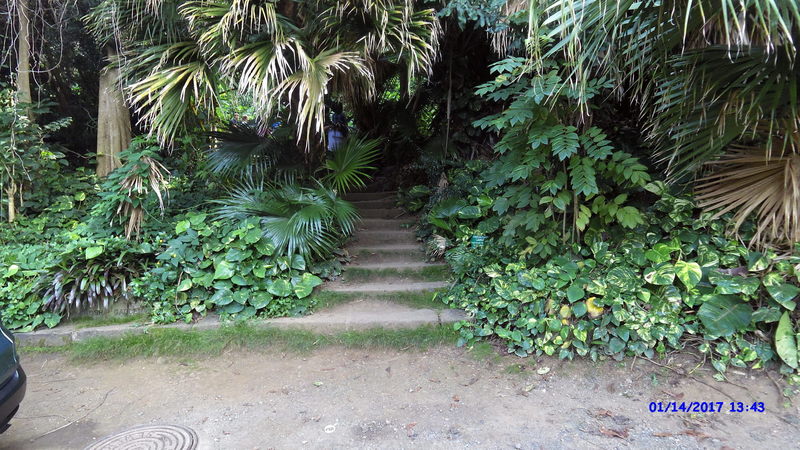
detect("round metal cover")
(85, 424), (198, 450)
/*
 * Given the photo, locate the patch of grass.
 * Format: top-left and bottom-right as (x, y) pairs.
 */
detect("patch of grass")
(27, 323), (459, 361)
(505, 363), (525, 374)
(309, 289), (447, 311)
(66, 313), (150, 329)
(341, 265), (450, 282)
(468, 341), (499, 362)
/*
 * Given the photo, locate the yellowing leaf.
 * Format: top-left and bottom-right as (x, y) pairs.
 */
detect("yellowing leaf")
(587, 297), (604, 318)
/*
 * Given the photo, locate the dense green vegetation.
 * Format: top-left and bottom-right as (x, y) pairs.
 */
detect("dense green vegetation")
(1, 0), (799, 382)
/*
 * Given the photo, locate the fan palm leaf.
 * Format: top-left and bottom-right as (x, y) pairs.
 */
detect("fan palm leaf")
(319, 135), (381, 193)
(213, 182), (359, 260)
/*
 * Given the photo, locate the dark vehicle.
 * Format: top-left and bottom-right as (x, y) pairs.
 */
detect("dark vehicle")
(0, 323), (25, 433)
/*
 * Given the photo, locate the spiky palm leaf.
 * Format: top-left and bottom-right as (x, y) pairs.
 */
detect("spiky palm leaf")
(213, 182), (359, 260)
(320, 135), (381, 193)
(86, 0), (441, 146)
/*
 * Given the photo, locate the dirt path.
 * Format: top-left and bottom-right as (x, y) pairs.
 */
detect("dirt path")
(4, 346), (798, 449)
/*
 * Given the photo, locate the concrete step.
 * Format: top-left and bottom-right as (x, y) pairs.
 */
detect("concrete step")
(325, 281), (449, 293)
(344, 191), (397, 201)
(339, 263), (450, 284)
(347, 262), (447, 271)
(350, 230), (418, 246)
(355, 219), (415, 231)
(15, 303), (470, 344)
(348, 246), (428, 265)
(351, 198), (398, 209)
(359, 208), (408, 219)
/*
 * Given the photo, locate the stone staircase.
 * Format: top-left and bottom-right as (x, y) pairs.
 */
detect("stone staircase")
(303, 190), (464, 328)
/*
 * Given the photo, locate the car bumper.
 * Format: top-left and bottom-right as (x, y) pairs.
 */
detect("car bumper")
(0, 366), (26, 433)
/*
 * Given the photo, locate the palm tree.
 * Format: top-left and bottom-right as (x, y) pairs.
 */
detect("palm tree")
(529, 0), (799, 248)
(85, 0), (441, 154)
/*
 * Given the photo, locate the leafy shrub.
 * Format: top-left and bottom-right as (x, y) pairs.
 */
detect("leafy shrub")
(442, 187), (800, 376)
(42, 236), (152, 313)
(133, 212), (324, 324)
(91, 138), (170, 239)
(0, 244), (61, 331)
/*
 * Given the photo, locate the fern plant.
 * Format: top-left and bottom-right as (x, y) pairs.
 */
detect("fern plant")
(470, 57), (651, 255)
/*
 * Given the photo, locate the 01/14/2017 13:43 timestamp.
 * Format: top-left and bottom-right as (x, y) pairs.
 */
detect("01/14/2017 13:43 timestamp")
(649, 401), (765, 413)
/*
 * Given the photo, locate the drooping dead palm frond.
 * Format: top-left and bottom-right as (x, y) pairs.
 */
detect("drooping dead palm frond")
(116, 154), (169, 239)
(695, 148), (800, 249)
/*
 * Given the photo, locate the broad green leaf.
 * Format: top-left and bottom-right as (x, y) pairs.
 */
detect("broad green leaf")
(268, 279), (293, 297)
(644, 263), (675, 285)
(697, 295), (753, 337)
(608, 337), (625, 354)
(293, 273), (323, 298)
(572, 301), (587, 318)
(210, 288), (233, 306)
(4, 264), (19, 278)
(606, 266), (640, 292)
(188, 213), (207, 226)
(223, 303), (244, 314)
(213, 260), (235, 280)
(766, 283), (800, 311)
(255, 240), (274, 256)
(177, 278), (193, 292)
(290, 254), (306, 271)
(674, 261), (702, 290)
(43, 312), (61, 328)
(175, 220), (190, 234)
(231, 275), (250, 286)
(85, 246), (104, 259)
(746, 252), (769, 271)
(775, 313), (798, 369)
(250, 292), (273, 309)
(244, 228), (262, 244)
(566, 284), (585, 303)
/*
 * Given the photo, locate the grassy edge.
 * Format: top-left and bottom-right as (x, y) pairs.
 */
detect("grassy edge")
(19, 323), (459, 361)
(310, 289), (448, 311)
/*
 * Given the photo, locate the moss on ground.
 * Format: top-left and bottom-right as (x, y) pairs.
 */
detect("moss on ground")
(20, 323), (459, 361)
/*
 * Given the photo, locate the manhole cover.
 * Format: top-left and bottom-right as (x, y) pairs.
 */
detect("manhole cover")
(85, 424), (198, 450)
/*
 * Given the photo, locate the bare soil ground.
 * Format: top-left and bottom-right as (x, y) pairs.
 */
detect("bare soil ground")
(3, 346), (798, 449)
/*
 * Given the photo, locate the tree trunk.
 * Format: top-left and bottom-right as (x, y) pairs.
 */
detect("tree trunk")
(16, 0), (32, 116)
(5, 181), (17, 223)
(96, 47), (132, 177)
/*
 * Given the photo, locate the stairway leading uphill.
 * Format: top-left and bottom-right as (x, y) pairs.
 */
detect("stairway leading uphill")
(302, 190), (466, 329)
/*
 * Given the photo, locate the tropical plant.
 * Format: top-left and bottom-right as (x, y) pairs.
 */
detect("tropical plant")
(319, 135), (381, 193)
(207, 121), (302, 180)
(139, 211), (324, 323)
(92, 138), (170, 239)
(463, 56), (650, 257)
(442, 185), (800, 375)
(530, 0), (800, 248)
(213, 182), (359, 261)
(0, 88), (70, 222)
(41, 237), (151, 314)
(85, 0), (441, 149)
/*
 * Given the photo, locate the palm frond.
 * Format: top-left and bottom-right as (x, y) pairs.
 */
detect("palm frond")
(695, 149), (800, 248)
(320, 135), (381, 193)
(213, 182), (359, 260)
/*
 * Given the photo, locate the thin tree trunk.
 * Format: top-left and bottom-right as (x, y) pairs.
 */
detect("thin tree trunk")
(96, 47), (132, 177)
(6, 181), (17, 223)
(16, 0), (32, 117)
